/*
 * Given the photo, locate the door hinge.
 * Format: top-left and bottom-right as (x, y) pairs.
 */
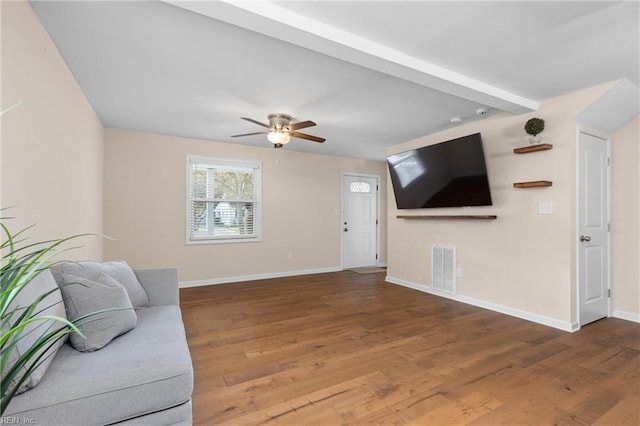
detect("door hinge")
(376, 184), (379, 191)
(607, 223), (611, 232)
(376, 254), (378, 260)
(607, 157), (611, 166)
(376, 219), (379, 225)
(608, 289), (611, 298)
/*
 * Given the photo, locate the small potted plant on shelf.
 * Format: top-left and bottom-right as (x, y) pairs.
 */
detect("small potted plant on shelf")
(524, 117), (545, 144)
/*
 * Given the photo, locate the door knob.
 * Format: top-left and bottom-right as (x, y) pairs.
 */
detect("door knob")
(580, 235), (591, 242)
(344, 228), (348, 232)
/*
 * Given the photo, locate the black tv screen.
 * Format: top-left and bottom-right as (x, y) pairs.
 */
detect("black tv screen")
(387, 133), (493, 209)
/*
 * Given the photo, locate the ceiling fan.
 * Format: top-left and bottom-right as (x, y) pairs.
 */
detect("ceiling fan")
(231, 113), (325, 148)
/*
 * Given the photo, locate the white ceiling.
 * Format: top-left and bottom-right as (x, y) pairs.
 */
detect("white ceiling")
(31, 1), (639, 161)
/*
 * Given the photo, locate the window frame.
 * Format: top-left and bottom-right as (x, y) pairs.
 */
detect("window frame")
(349, 181), (372, 193)
(186, 155), (262, 245)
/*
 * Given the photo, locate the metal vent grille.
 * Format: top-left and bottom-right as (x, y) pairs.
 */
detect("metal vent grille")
(432, 245), (456, 294)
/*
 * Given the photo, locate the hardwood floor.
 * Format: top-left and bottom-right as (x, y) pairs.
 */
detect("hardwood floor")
(180, 271), (640, 425)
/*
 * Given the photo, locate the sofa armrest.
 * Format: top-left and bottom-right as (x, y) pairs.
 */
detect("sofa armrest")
(133, 268), (179, 306)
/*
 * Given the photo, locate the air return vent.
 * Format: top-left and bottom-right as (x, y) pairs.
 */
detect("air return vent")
(432, 245), (456, 294)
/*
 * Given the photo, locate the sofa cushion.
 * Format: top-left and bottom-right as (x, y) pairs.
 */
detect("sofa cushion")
(59, 261), (149, 308)
(60, 272), (137, 352)
(4, 305), (194, 425)
(3, 269), (68, 394)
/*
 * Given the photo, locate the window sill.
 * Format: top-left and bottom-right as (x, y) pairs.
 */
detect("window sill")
(186, 236), (262, 245)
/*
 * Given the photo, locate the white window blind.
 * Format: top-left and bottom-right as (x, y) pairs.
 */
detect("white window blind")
(187, 156), (261, 243)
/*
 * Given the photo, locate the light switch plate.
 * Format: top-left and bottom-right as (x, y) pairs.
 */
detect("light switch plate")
(538, 201), (553, 214)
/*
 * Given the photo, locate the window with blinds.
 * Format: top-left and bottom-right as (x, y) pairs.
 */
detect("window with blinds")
(187, 156), (261, 244)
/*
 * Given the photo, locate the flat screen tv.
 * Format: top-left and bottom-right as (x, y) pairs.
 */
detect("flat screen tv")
(387, 133), (493, 209)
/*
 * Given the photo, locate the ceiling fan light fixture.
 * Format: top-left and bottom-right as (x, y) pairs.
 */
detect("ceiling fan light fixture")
(233, 114), (324, 145)
(267, 131), (291, 145)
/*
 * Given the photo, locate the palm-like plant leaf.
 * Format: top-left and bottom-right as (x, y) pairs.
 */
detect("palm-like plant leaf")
(0, 215), (102, 414)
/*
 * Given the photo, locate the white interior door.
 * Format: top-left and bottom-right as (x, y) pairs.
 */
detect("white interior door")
(342, 175), (378, 269)
(578, 130), (610, 326)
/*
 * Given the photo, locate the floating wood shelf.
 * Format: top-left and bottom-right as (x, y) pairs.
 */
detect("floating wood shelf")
(396, 215), (497, 220)
(513, 143), (553, 154)
(513, 180), (553, 188)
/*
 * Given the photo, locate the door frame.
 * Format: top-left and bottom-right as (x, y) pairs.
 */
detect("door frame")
(341, 172), (381, 270)
(575, 125), (612, 327)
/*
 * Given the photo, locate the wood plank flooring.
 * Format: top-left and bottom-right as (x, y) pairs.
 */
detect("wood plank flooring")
(180, 271), (640, 425)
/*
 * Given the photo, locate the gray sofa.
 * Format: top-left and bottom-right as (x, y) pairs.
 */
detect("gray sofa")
(5, 266), (194, 425)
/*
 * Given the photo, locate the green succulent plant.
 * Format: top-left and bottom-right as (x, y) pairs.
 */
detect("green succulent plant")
(524, 118), (545, 136)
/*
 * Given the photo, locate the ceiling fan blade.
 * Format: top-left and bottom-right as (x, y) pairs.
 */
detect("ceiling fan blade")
(241, 117), (270, 128)
(231, 131), (268, 137)
(291, 132), (325, 143)
(288, 120), (316, 131)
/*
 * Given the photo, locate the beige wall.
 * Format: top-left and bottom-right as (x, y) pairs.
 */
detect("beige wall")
(386, 82), (617, 329)
(611, 115), (640, 319)
(104, 128), (387, 283)
(3, 0), (634, 321)
(1, 1), (104, 259)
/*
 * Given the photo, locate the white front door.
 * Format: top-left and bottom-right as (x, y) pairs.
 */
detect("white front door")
(342, 175), (378, 269)
(578, 130), (610, 326)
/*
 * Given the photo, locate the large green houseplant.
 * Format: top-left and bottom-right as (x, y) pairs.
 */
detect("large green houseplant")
(0, 102), (77, 412)
(0, 216), (94, 414)
(0, 104), (101, 413)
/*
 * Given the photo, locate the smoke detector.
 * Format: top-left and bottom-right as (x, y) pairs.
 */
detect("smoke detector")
(476, 108), (489, 117)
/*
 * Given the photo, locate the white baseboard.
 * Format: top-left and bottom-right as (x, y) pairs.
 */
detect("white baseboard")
(180, 266), (342, 288)
(613, 310), (640, 323)
(385, 275), (579, 332)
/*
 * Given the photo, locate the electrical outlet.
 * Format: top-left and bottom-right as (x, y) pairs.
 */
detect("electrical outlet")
(538, 201), (553, 214)
(287, 252), (293, 260)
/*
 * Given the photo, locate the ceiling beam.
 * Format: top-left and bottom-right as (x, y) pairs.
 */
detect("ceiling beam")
(165, 0), (537, 114)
